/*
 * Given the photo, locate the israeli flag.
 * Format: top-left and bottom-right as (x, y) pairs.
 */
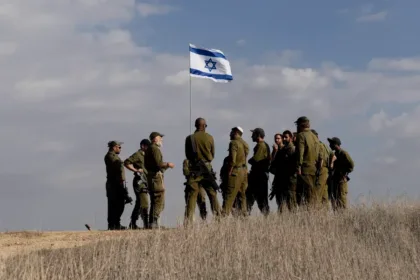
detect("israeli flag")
(189, 44), (233, 82)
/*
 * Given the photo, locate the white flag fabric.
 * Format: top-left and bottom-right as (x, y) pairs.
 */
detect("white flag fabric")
(189, 44), (233, 82)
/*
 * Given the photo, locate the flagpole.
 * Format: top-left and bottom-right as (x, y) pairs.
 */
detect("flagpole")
(189, 44), (192, 134)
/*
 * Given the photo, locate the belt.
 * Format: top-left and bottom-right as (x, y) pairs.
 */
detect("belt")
(233, 164), (246, 169)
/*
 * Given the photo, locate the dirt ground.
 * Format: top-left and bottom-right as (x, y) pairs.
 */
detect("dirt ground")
(0, 229), (132, 260)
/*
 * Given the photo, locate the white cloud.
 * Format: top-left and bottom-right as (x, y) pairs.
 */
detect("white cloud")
(236, 39), (246, 46)
(368, 57), (420, 71)
(137, 2), (176, 17)
(356, 11), (388, 22)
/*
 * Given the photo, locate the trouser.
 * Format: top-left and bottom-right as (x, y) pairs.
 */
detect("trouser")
(149, 191), (165, 227)
(107, 196), (125, 229)
(147, 172), (165, 228)
(246, 171), (269, 216)
(275, 177), (297, 213)
(106, 181), (126, 229)
(184, 185), (207, 220)
(184, 176), (221, 225)
(317, 168), (329, 209)
(222, 168), (247, 217)
(331, 178), (348, 210)
(296, 174), (319, 209)
(131, 180), (149, 227)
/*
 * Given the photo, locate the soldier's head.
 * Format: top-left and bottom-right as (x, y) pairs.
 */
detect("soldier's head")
(282, 130), (293, 144)
(311, 129), (319, 139)
(327, 137), (341, 151)
(250, 128), (265, 142)
(108, 141), (123, 154)
(230, 126), (243, 140)
(294, 116), (310, 132)
(149, 132), (164, 147)
(140, 139), (151, 151)
(292, 132), (297, 142)
(195, 117), (207, 131)
(274, 133), (282, 146)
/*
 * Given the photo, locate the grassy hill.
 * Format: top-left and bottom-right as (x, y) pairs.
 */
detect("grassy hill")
(1, 203), (419, 279)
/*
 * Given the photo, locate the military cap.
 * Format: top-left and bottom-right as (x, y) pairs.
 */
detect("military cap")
(327, 137), (341, 146)
(108, 140), (123, 148)
(250, 128), (265, 137)
(294, 116), (310, 124)
(140, 139), (151, 146)
(149, 132), (164, 140)
(232, 126), (244, 133)
(311, 129), (318, 136)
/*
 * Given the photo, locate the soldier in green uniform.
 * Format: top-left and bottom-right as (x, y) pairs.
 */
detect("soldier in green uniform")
(271, 130), (297, 212)
(184, 118), (221, 225)
(311, 129), (332, 209)
(104, 140), (130, 230)
(327, 137), (354, 210)
(144, 132), (174, 228)
(294, 117), (324, 209)
(124, 139), (150, 229)
(246, 128), (271, 216)
(183, 159), (208, 221)
(221, 127), (248, 217)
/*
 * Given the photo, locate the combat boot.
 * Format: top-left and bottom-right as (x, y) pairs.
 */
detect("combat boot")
(129, 220), (139, 230)
(149, 217), (159, 229)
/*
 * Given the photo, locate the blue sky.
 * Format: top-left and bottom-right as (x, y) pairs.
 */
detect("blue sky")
(130, 0), (420, 68)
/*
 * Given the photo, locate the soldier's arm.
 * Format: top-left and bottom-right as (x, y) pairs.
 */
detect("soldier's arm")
(228, 141), (238, 175)
(344, 150), (354, 173)
(210, 135), (215, 159)
(296, 134), (305, 172)
(124, 153), (141, 173)
(185, 136), (194, 161)
(248, 144), (264, 165)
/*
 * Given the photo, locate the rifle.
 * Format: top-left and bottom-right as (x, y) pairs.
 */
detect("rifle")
(195, 158), (221, 192)
(123, 182), (133, 205)
(134, 171), (148, 189)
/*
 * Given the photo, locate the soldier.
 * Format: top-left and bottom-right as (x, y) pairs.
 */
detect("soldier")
(246, 128), (271, 216)
(294, 117), (323, 209)
(270, 130), (297, 212)
(104, 141), (131, 230)
(221, 127), (248, 217)
(183, 159), (208, 221)
(311, 129), (332, 209)
(327, 137), (354, 210)
(144, 132), (175, 228)
(184, 118), (221, 225)
(124, 139), (150, 229)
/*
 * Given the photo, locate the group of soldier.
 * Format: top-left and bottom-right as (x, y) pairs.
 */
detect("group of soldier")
(104, 116), (354, 230)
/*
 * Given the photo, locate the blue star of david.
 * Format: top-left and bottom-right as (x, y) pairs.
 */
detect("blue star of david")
(204, 58), (217, 72)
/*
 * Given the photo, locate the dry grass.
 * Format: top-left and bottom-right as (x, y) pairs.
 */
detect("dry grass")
(2, 203), (420, 279)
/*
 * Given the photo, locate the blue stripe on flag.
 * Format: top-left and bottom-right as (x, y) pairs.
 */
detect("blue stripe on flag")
(190, 68), (233, 81)
(189, 46), (227, 59)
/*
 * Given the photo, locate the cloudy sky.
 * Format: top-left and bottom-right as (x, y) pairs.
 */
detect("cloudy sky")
(1, 0), (419, 231)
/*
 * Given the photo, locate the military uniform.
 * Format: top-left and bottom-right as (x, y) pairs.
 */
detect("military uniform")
(104, 141), (127, 230)
(318, 141), (332, 208)
(124, 149), (149, 228)
(247, 140), (271, 215)
(184, 130), (221, 224)
(144, 135), (167, 228)
(272, 142), (297, 212)
(328, 137), (354, 210)
(221, 131), (248, 216)
(183, 159), (207, 220)
(295, 118), (324, 208)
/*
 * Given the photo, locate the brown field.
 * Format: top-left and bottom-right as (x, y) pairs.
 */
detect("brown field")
(1, 203), (420, 279)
